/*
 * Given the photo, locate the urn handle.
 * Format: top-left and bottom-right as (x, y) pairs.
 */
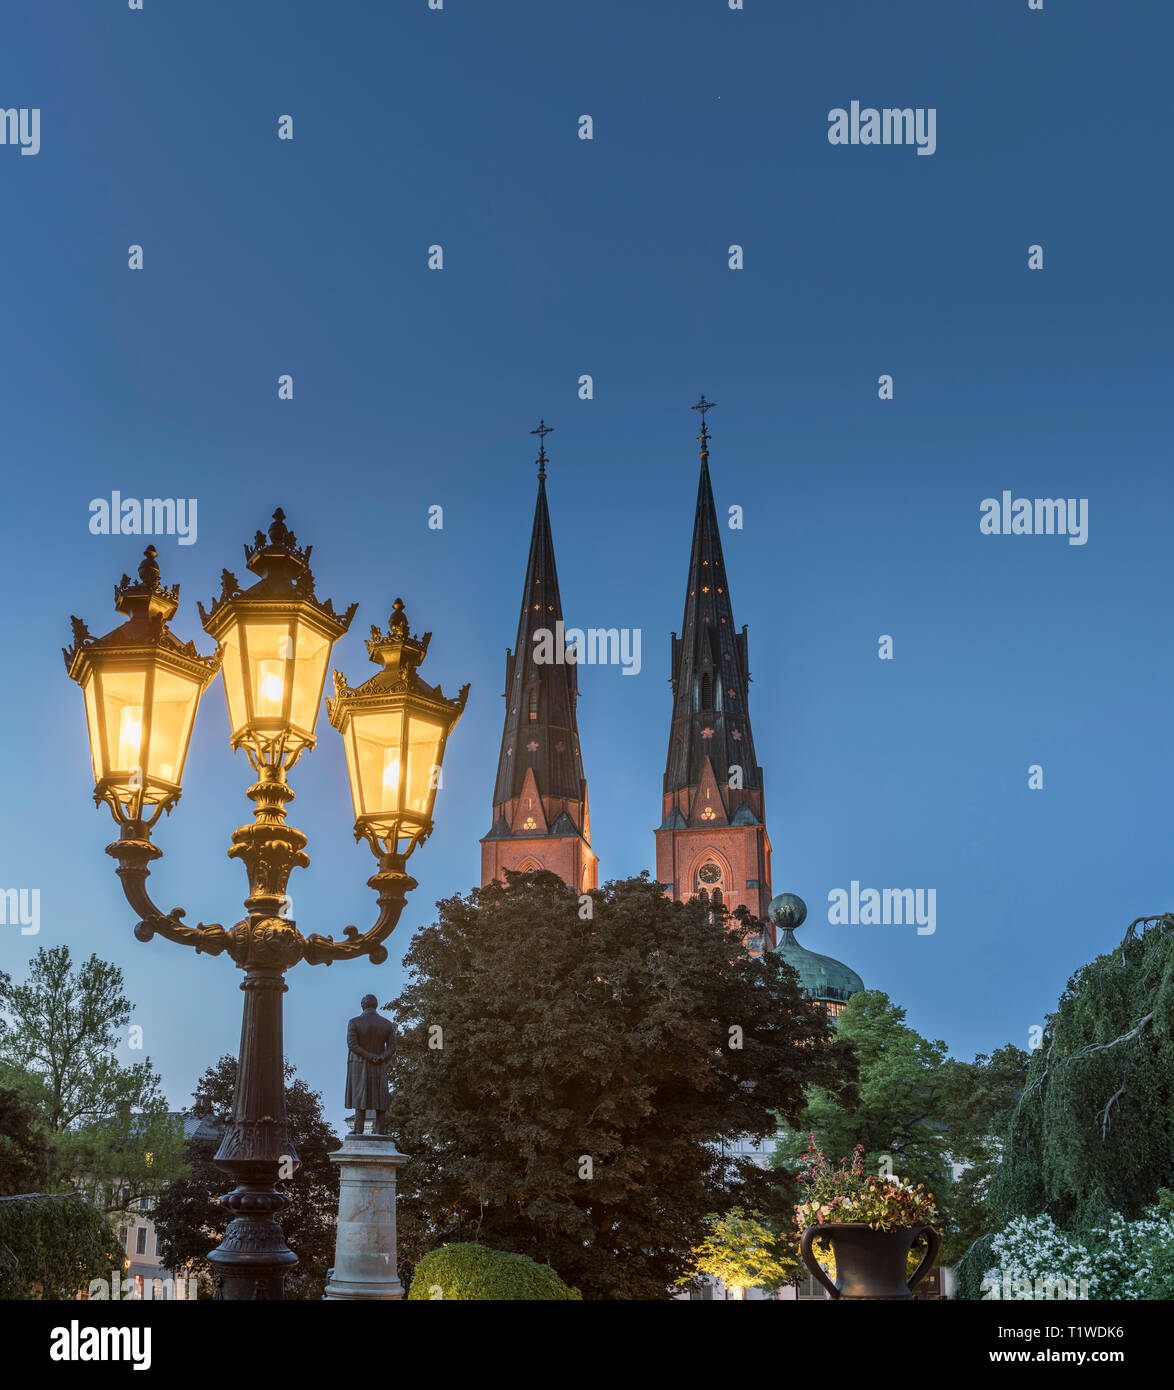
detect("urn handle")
(907, 1224), (940, 1293)
(799, 1226), (840, 1301)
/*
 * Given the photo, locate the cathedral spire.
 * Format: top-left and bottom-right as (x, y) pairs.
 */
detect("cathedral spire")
(663, 401), (761, 797)
(655, 399), (772, 942)
(481, 425), (597, 893)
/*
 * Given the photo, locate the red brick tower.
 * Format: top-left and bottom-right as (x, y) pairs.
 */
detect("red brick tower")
(480, 423), (598, 894)
(654, 398), (774, 951)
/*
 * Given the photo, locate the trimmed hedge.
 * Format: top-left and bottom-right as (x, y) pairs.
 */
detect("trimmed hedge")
(0, 1193), (126, 1300)
(407, 1242), (582, 1301)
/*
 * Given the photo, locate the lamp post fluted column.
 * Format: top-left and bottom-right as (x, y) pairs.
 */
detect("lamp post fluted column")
(206, 763), (307, 1301)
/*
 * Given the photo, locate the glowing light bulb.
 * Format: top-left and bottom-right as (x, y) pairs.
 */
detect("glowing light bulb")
(118, 706), (142, 768)
(257, 659), (285, 715)
(382, 747), (400, 803)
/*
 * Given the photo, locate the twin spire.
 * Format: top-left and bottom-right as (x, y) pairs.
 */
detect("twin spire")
(489, 419), (584, 811)
(484, 399), (764, 906)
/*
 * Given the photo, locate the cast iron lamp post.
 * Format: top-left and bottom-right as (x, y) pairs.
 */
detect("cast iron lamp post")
(64, 510), (468, 1300)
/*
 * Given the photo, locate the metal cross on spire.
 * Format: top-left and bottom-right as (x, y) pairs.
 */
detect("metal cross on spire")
(531, 419), (554, 479)
(691, 394), (717, 451)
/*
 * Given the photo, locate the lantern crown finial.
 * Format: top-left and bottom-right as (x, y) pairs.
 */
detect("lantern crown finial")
(111, 545), (180, 625)
(363, 599), (432, 686)
(242, 505), (314, 595)
(199, 509), (357, 634)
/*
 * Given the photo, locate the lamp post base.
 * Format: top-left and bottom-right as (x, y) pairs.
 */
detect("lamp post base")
(323, 1134), (406, 1300)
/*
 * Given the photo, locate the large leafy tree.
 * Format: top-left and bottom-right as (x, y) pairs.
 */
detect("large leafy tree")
(385, 869), (850, 1300)
(152, 1056), (341, 1300)
(0, 1081), (54, 1197)
(773, 991), (954, 1186)
(990, 913), (1174, 1230)
(0, 946), (182, 1210)
(938, 1043), (1030, 1260)
(772, 990), (1027, 1264)
(690, 1206), (799, 1296)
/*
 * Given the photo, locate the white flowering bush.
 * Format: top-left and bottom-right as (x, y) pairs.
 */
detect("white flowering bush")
(980, 1206), (1174, 1300)
(1083, 1210), (1174, 1299)
(983, 1215), (1096, 1298)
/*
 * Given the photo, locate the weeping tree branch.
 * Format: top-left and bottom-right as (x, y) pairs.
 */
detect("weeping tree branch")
(1099, 1086), (1127, 1141)
(1059, 1012), (1154, 1073)
(1013, 911), (1170, 1128)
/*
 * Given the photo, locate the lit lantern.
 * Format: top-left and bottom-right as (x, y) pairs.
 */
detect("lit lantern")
(64, 546), (220, 822)
(198, 509), (356, 767)
(328, 599), (468, 860)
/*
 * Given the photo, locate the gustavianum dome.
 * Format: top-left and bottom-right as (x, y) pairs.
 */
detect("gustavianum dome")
(768, 893), (864, 1005)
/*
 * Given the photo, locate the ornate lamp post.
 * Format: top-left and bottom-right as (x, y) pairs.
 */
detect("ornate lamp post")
(64, 510), (468, 1300)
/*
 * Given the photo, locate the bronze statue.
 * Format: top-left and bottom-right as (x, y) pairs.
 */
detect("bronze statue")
(346, 995), (396, 1135)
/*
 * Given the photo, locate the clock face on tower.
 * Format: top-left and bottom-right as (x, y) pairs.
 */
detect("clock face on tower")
(698, 862), (722, 885)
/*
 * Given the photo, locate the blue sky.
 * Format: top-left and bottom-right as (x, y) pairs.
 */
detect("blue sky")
(2, 1), (1171, 1125)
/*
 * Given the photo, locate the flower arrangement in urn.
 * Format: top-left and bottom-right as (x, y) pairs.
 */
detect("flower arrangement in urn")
(795, 1138), (940, 1300)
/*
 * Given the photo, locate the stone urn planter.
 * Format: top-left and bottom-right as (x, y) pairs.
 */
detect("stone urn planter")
(800, 1221), (939, 1301)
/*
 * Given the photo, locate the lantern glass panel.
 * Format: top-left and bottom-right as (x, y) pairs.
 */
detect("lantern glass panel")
(243, 622), (293, 723)
(82, 671), (103, 785)
(349, 710), (403, 820)
(218, 623), (248, 739)
(98, 668), (147, 777)
(405, 717), (445, 815)
(341, 720), (362, 821)
(288, 622), (332, 735)
(146, 668), (201, 784)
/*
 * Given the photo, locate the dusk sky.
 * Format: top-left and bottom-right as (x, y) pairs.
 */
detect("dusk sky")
(2, 1), (1171, 1128)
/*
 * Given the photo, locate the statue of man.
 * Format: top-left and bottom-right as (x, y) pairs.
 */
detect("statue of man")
(345, 995), (396, 1135)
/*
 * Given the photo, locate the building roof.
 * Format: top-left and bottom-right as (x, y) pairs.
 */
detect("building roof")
(181, 1113), (223, 1144)
(768, 893), (865, 1004)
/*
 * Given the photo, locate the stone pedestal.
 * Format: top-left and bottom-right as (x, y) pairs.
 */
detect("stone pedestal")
(323, 1134), (406, 1300)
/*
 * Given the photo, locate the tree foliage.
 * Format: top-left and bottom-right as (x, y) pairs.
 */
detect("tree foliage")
(990, 915), (1174, 1231)
(152, 1055), (340, 1300)
(0, 1082), (55, 1197)
(0, 946), (183, 1210)
(938, 1043), (1030, 1261)
(0, 946), (161, 1131)
(772, 990), (1027, 1264)
(773, 992), (951, 1195)
(0, 1193), (125, 1300)
(690, 1206), (798, 1294)
(385, 870), (850, 1300)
